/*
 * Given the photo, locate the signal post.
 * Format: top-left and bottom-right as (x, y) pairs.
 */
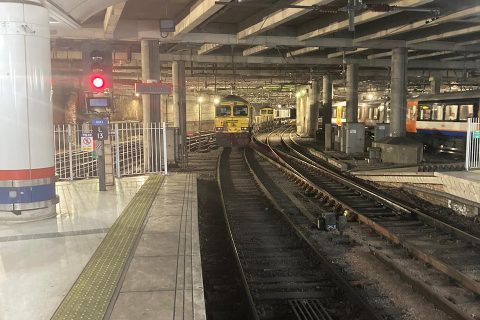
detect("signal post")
(82, 43), (115, 191)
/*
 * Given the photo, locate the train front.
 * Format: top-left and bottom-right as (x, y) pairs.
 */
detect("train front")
(214, 95), (252, 147)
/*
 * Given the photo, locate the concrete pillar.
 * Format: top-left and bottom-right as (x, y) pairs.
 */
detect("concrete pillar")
(429, 74), (441, 94)
(141, 40), (161, 171)
(141, 40), (161, 125)
(322, 76), (333, 150)
(322, 75), (333, 125)
(0, 2), (57, 221)
(296, 87), (308, 135)
(346, 64), (359, 123)
(390, 47), (408, 137)
(296, 89), (303, 134)
(172, 61), (186, 163)
(304, 81), (320, 137)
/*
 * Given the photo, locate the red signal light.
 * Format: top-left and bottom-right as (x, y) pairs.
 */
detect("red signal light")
(92, 76), (105, 89)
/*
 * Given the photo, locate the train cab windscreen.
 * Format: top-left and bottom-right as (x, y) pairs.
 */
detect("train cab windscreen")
(216, 106), (231, 117)
(234, 105), (248, 116)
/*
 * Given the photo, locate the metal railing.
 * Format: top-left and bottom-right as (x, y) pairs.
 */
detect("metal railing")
(54, 122), (169, 180)
(465, 118), (480, 171)
(186, 131), (217, 153)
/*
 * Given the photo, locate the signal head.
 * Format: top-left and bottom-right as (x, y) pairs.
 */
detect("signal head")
(92, 76), (105, 89)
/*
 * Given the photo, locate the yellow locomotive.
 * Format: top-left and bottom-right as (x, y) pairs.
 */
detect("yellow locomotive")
(214, 95), (252, 146)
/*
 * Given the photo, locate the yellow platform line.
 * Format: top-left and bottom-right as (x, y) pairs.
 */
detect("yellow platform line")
(51, 175), (164, 320)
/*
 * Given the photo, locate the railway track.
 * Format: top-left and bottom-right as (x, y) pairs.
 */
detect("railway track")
(251, 126), (480, 320)
(218, 147), (383, 320)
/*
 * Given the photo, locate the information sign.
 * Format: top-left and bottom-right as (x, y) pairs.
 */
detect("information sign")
(93, 125), (108, 141)
(473, 130), (480, 139)
(81, 133), (94, 152)
(135, 82), (172, 95)
(92, 118), (109, 126)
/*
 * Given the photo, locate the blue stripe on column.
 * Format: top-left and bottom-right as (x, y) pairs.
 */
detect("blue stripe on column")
(0, 183), (56, 205)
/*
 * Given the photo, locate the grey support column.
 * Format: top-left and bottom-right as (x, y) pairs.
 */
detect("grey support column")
(322, 75), (333, 150)
(322, 75), (333, 128)
(390, 47), (408, 137)
(141, 40), (161, 171)
(305, 80), (320, 137)
(141, 40), (161, 125)
(429, 74), (441, 94)
(346, 63), (359, 123)
(172, 61), (187, 165)
(296, 89), (303, 135)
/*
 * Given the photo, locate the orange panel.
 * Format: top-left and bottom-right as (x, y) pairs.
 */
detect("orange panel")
(406, 100), (418, 133)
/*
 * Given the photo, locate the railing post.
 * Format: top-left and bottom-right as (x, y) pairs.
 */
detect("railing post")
(68, 124), (74, 180)
(115, 123), (121, 178)
(466, 118), (471, 171)
(163, 122), (168, 175)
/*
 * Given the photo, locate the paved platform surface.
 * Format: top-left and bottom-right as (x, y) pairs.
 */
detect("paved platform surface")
(0, 176), (148, 320)
(109, 173), (205, 320)
(0, 173), (205, 320)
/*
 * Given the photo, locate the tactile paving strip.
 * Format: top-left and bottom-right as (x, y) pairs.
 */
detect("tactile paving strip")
(51, 175), (164, 320)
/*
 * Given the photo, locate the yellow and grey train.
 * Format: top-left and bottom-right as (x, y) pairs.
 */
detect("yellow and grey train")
(214, 95), (252, 146)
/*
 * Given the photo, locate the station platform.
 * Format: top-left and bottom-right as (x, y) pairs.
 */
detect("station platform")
(0, 173), (205, 320)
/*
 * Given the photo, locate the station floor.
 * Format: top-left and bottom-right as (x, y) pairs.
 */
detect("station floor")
(0, 173), (205, 320)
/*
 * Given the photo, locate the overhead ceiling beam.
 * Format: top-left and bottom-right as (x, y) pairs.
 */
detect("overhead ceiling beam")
(367, 37), (480, 60)
(237, 0), (335, 39)
(50, 26), (480, 53)
(104, 2), (126, 36)
(174, 0), (232, 36)
(243, 46), (271, 56)
(367, 50), (414, 60)
(409, 51), (454, 60)
(287, 47), (319, 57)
(328, 49), (366, 58)
(44, 1), (81, 29)
(355, 4), (480, 42)
(408, 25), (480, 45)
(298, 0), (432, 41)
(443, 53), (480, 61)
(173, 33), (480, 52)
(198, 43), (222, 55)
(161, 53), (480, 70)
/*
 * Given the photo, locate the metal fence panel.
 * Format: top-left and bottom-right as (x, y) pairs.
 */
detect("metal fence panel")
(466, 118), (480, 171)
(54, 122), (168, 180)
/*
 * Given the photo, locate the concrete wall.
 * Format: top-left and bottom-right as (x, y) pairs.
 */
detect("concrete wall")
(354, 170), (480, 207)
(108, 87), (216, 132)
(353, 170), (480, 219)
(52, 79), (217, 132)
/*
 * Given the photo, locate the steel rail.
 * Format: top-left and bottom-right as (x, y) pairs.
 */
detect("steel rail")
(216, 148), (260, 320)
(244, 147), (384, 320)
(254, 128), (480, 302)
(286, 130), (480, 247)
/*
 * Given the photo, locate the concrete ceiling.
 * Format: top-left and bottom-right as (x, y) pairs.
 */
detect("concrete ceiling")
(47, 0), (480, 103)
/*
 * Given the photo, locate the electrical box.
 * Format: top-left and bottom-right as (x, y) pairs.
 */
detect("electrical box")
(343, 123), (365, 154)
(160, 19), (175, 32)
(374, 123), (390, 141)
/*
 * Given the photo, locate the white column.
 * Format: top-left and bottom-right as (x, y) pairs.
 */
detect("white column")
(0, 2), (56, 221)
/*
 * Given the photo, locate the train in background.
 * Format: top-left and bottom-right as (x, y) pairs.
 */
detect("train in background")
(255, 107), (293, 126)
(332, 100), (390, 128)
(331, 90), (480, 153)
(214, 95), (252, 147)
(407, 90), (480, 153)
